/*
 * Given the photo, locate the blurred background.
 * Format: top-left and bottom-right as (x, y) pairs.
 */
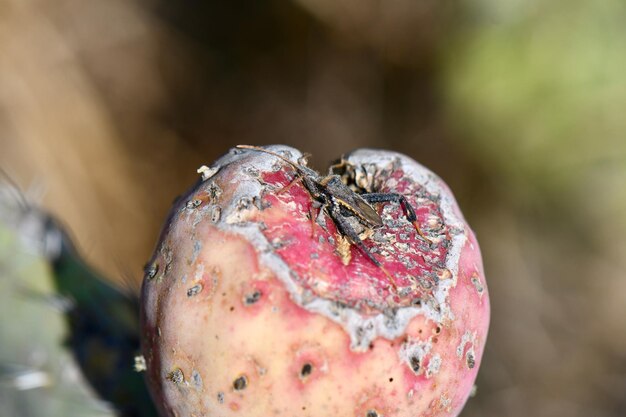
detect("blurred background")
(1, 0), (625, 416)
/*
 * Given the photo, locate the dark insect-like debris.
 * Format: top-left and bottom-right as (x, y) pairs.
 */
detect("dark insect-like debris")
(236, 145), (431, 284)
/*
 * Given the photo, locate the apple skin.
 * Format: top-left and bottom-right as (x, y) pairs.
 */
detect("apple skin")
(140, 145), (489, 417)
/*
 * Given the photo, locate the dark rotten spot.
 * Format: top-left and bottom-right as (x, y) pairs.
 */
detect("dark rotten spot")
(300, 363), (313, 378)
(244, 290), (262, 305)
(146, 263), (159, 280)
(233, 375), (248, 391)
(166, 368), (184, 384)
(187, 284), (203, 297)
(467, 351), (476, 369)
(410, 356), (420, 373)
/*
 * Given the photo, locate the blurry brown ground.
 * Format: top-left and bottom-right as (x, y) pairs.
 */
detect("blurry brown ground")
(1, 0), (625, 416)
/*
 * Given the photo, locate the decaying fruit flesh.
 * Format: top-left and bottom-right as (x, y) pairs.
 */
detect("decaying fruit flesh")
(140, 145), (490, 417)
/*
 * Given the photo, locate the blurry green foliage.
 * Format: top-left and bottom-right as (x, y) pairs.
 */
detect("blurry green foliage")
(0, 186), (157, 417)
(444, 0), (626, 237)
(0, 222), (115, 417)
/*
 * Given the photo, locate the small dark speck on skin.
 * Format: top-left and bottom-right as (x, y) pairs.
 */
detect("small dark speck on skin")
(217, 392), (224, 404)
(230, 306), (235, 312)
(244, 290), (262, 305)
(367, 410), (379, 417)
(467, 352), (476, 369)
(146, 263), (159, 280)
(167, 368), (184, 384)
(300, 363), (313, 378)
(192, 370), (203, 389)
(471, 276), (484, 293)
(186, 199), (202, 209)
(237, 197), (253, 210)
(389, 377), (394, 382)
(233, 375), (248, 391)
(211, 206), (222, 223)
(410, 356), (420, 373)
(187, 284), (203, 297)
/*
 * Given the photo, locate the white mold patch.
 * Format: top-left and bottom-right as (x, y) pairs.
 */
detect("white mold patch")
(426, 353), (442, 378)
(456, 330), (477, 360)
(190, 240), (202, 264)
(194, 262), (205, 282)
